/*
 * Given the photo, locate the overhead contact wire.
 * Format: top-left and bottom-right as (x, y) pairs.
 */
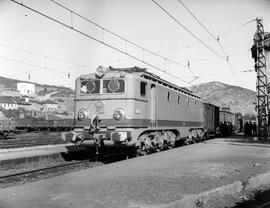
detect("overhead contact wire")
(151, 0), (225, 61)
(10, 0), (191, 85)
(175, 0), (246, 85)
(50, 0), (189, 69)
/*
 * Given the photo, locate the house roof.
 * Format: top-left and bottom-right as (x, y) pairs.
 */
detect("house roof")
(0, 96), (17, 104)
(42, 100), (58, 105)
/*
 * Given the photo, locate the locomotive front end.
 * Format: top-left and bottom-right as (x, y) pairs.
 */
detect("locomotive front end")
(64, 66), (144, 153)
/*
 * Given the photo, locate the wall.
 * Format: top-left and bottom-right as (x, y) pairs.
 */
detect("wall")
(17, 82), (35, 96)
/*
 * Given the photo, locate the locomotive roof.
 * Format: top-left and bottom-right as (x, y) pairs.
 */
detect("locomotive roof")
(109, 66), (201, 100)
(79, 66), (201, 100)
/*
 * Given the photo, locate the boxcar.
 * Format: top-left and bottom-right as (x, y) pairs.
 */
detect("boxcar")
(203, 103), (220, 132)
(0, 109), (16, 138)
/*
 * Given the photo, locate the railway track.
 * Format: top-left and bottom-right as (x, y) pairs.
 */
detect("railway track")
(0, 141), (66, 149)
(0, 132), (68, 149)
(0, 153), (125, 188)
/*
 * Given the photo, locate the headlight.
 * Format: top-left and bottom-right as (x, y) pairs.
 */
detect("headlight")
(78, 109), (88, 121)
(113, 108), (125, 120)
(95, 65), (106, 78)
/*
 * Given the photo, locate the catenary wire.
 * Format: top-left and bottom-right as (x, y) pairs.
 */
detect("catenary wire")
(176, 0), (217, 40)
(10, 0), (192, 86)
(151, 0), (226, 61)
(167, 0), (243, 84)
(155, 19), (255, 54)
(50, 0), (190, 70)
(50, 0), (200, 83)
(177, 0), (253, 84)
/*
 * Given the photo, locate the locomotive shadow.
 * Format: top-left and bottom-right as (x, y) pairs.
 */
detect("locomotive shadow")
(62, 145), (127, 162)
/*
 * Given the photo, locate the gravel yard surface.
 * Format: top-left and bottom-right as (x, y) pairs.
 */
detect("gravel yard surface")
(1, 138), (270, 208)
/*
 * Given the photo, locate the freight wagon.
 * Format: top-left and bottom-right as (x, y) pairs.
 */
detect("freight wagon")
(203, 103), (220, 137)
(0, 109), (16, 138)
(16, 115), (74, 132)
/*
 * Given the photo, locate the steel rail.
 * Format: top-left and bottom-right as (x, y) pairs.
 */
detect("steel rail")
(0, 153), (122, 180)
(256, 200), (270, 208)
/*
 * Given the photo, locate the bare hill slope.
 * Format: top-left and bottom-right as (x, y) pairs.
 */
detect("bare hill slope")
(190, 81), (256, 115)
(0, 76), (74, 98)
(0, 76), (256, 115)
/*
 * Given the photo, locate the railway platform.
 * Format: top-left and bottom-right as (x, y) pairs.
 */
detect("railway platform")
(1, 137), (270, 208)
(0, 143), (87, 177)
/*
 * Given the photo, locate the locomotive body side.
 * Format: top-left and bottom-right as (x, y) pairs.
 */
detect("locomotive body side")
(147, 73), (204, 142)
(65, 67), (205, 154)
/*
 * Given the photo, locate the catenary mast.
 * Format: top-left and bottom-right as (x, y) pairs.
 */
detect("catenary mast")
(251, 18), (270, 138)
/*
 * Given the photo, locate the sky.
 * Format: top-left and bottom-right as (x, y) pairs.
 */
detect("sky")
(0, 0), (270, 91)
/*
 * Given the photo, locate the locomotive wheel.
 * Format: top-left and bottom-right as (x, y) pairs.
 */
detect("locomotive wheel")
(165, 131), (176, 149)
(135, 131), (177, 156)
(153, 132), (163, 152)
(135, 134), (151, 156)
(184, 136), (192, 145)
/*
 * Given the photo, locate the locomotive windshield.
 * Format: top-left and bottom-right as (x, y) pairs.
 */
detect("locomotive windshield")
(80, 79), (125, 94)
(103, 79), (125, 93)
(80, 80), (100, 94)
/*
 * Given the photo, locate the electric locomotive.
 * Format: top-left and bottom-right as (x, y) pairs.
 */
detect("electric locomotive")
(62, 66), (206, 155)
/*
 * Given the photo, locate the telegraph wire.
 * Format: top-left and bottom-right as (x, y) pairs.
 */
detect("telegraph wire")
(0, 55), (74, 76)
(151, 0), (226, 61)
(188, 49), (251, 62)
(183, 69), (255, 79)
(50, 0), (190, 70)
(219, 19), (256, 36)
(10, 0), (192, 86)
(156, 19), (255, 54)
(0, 42), (92, 69)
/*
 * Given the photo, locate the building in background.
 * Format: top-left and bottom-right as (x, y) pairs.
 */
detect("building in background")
(41, 100), (59, 113)
(0, 96), (18, 110)
(0, 89), (21, 97)
(17, 82), (35, 96)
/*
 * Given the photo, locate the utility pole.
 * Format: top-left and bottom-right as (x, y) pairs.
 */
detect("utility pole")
(252, 18), (269, 138)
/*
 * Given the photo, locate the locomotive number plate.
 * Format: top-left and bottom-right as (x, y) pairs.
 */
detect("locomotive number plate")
(95, 101), (105, 114)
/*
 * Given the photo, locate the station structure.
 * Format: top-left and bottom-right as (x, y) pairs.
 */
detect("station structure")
(252, 18), (270, 138)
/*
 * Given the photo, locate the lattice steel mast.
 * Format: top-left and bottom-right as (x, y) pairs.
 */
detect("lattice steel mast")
(252, 18), (268, 137)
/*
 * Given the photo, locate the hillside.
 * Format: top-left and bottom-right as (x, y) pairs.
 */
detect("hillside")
(0, 76), (75, 114)
(0, 76), (74, 98)
(190, 81), (256, 115)
(0, 76), (257, 115)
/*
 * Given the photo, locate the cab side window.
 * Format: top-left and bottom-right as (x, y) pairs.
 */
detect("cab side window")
(140, 82), (147, 97)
